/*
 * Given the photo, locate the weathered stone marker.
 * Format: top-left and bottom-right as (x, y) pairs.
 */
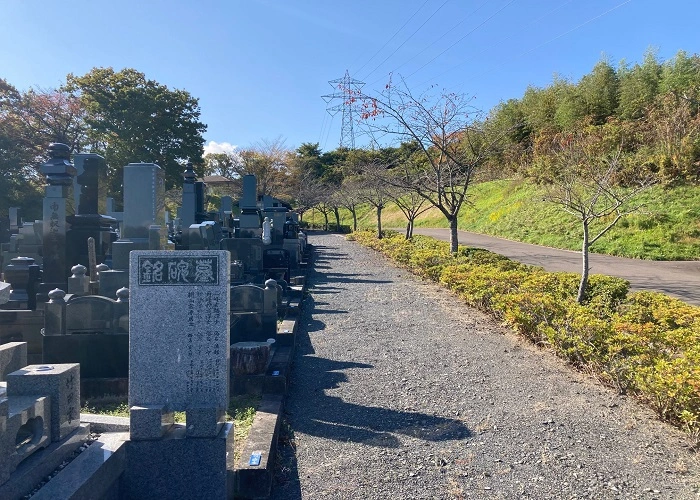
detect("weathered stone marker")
(125, 250), (233, 499)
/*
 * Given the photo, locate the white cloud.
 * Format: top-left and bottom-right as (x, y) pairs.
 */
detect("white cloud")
(204, 141), (238, 155)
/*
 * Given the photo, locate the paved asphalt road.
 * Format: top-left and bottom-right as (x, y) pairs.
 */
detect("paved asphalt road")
(407, 228), (700, 306)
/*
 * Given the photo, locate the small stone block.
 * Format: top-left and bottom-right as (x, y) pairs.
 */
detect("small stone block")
(7, 364), (80, 442)
(0, 342), (27, 381)
(186, 406), (225, 438)
(129, 405), (173, 440)
(67, 276), (90, 295)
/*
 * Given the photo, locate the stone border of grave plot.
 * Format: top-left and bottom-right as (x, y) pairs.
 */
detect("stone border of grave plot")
(232, 246), (310, 500)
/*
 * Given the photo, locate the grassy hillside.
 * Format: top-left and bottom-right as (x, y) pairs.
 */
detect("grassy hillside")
(311, 180), (700, 261)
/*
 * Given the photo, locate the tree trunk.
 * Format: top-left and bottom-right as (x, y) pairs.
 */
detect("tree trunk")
(351, 209), (357, 232)
(323, 212), (329, 231)
(405, 221), (411, 240)
(577, 221), (590, 304)
(449, 216), (459, 253)
(333, 208), (340, 232)
(376, 205), (383, 239)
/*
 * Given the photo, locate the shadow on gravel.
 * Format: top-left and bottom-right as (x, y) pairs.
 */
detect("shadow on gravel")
(289, 355), (472, 449)
(318, 272), (394, 285)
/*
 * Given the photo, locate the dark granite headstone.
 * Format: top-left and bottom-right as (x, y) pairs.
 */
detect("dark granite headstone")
(72, 154), (108, 216)
(40, 144), (76, 290)
(42, 290), (129, 382)
(180, 162), (196, 228)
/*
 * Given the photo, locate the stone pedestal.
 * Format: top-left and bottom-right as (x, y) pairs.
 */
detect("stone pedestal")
(124, 423), (234, 499)
(7, 363), (80, 442)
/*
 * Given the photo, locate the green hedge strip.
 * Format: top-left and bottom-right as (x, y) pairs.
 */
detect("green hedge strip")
(351, 230), (700, 442)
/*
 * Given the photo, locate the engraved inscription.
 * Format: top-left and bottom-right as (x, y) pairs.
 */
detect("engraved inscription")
(138, 256), (218, 285)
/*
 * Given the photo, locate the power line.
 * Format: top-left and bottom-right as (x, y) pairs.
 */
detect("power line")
(368, 0), (491, 86)
(421, 0), (631, 89)
(317, 110), (328, 145)
(361, 0), (451, 82)
(405, 0), (518, 81)
(351, 0), (431, 76)
(322, 114), (335, 151)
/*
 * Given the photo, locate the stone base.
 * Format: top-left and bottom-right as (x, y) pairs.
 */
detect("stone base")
(231, 346), (292, 396)
(29, 431), (127, 500)
(0, 423), (89, 500)
(123, 422), (234, 499)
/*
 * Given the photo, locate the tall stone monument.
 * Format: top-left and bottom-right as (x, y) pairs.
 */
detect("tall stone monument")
(111, 163), (165, 271)
(66, 153), (117, 272)
(125, 249), (233, 498)
(238, 174), (261, 237)
(180, 161), (197, 229)
(40, 143), (76, 293)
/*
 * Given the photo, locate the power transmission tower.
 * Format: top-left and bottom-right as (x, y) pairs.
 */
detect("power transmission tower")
(322, 70), (365, 149)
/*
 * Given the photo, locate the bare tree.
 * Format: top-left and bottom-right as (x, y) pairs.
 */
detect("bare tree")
(356, 162), (391, 239)
(352, 78), (503, 252)
(288, 169), (323, 224)
(334, 177), (363, 232)
(544, 133), (656, 303)
(234, 137), (291, 198)
(361, 160), (430, 239)
(392, 188), (430, 239)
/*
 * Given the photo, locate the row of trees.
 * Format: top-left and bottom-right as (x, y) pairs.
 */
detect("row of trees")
(0, 68), (206, 219)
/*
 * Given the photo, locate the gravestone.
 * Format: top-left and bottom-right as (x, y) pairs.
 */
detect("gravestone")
(0, 217), (9, 245)
(238, 174), (261, 236)
(72, 153), (108, 216)
(8, 208), (20, 233)
(0, 347), (88, 497)
(125, 250), (233, 499)
(111, 163), (166, 272)
(220, 195), (233, 222)
(42, 287), (129, 396)
(180, 162), (197, 229)
(221, 237), (264, 282)
(40, 143), (76, 292)
(1, 257), (41, 310)
(66, 153), (117, 273)
(230, 280), (278, 343)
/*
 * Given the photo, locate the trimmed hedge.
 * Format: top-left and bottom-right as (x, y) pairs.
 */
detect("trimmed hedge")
(351, 230), (700, 442)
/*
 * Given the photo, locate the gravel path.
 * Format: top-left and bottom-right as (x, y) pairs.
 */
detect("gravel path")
(272, 233), (700, 499)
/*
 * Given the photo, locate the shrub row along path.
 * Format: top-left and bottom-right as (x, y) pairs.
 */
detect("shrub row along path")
(272, 232), (699, 499)
(408, 228), (700, 306)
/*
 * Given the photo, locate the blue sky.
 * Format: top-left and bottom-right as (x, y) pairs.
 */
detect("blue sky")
(1, 0), (698, 156)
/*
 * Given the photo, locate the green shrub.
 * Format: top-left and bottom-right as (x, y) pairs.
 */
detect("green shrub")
(352, 232), (700, 442)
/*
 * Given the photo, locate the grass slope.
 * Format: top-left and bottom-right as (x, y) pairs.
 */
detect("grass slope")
(317, 180), (700, 261)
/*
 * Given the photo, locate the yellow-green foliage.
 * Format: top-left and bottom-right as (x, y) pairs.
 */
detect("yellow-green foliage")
(352, 230), (700, 441)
